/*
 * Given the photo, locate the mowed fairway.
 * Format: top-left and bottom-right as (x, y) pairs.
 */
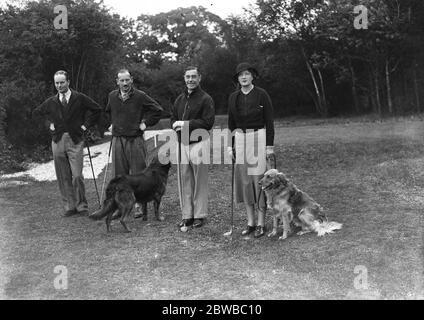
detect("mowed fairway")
(0, 117), (423, 299)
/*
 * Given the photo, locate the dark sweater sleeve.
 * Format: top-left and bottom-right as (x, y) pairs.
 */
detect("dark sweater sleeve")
(104, 93), (112, 128)
(141, 93), (163, 127)
(170, 96), (180, 129)
(188, 95), (215, 131)
(82, 94), (102, 129)
(262, 90), (274, 146)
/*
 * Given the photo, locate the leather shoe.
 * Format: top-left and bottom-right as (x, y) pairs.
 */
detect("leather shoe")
(63, 209), (78, 217)
(77, 210), (88, 216)
(193, 218), (205, 228)
(134, 212), (147, 220)
(254, 226), (266, 238)
(178, 218), (194, 227)
(241, 225), (256, 236)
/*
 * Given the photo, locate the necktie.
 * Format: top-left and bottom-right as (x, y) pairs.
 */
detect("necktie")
(120, 91), (129, 102)
(61, 94), (68, 108)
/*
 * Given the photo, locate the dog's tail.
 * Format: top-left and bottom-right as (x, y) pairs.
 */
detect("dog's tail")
(88, 198), (115, 220)
(313, 220), (343, 237)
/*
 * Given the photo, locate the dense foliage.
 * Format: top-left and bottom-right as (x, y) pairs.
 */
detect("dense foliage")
(1, 0), (423, 154)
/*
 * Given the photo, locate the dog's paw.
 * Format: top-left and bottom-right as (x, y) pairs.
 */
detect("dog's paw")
(297, 230), (311, 236)
(156, 215), (165, 222)
(268, 231), (277, 237)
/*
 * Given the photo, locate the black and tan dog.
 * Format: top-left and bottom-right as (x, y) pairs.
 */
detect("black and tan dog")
(259, 169), (342, 240)
(89, 156), (171, 232)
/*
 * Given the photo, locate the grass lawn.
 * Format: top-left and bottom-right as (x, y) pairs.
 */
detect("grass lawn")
(0, 117), (423, 299)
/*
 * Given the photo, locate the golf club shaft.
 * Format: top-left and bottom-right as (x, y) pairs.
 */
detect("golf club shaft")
(176, 137), (184, 211)
(85, 140), (101, 208)
(230, 160), (234, 232)
(100, 137), (113, 203)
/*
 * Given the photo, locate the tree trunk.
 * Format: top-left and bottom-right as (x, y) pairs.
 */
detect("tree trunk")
(413, 59), (420, 113)
(75, 52), (86, 91)
(71, 62), (75, 86)
(402, 70), (408, 97)
(0, 106), (7, 148)
(385, 57), (393, 114)
(349, 58), (360, 114)
(303, 85), (319, 112)
(302, 48), (324, 115)
(317, 68), (328, 116)
(368, 72), (376, 113)
(80, 59), (87, 93)
(374, 69), (382, 117)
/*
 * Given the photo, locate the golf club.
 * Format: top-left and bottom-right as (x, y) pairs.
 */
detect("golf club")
(224, 159), (235, 237)
(100, 137), (113, 204)
(176, 131), (189, 232)
(85, 136), (101, 209)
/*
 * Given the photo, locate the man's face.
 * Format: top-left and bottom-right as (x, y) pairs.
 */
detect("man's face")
(54, 74), (70, 94)
(184, 69), (201, 92)
(116, 72), (133, 93)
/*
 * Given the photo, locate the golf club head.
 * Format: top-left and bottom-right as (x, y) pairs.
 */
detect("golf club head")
(223, 228), (233, 237)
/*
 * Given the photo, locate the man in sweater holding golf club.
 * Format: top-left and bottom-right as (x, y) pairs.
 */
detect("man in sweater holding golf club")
(105, 69), (163, 218)
(171, 66), (215, 231)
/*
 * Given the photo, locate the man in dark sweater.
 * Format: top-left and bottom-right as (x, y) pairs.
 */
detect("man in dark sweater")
(171, 66), (215, 230)
(105, 69), (163, 216)
(33, 70), (102, 217)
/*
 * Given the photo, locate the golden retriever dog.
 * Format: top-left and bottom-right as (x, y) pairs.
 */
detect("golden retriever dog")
(258, 169), (342, 240)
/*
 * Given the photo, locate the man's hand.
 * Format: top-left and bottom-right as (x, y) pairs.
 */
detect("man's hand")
(81, 125), (87, 131)
(139, 122), (146, 131)
(108, 124), (113, 132)
(50, 123), (55, 131)
(172, 121), (185, 131)
(83, 127), (95, 142)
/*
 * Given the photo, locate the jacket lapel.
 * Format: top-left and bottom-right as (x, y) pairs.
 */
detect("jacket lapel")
(54, 93), (61, 106)
(67, 89), (77, 111)
(54, 94), (65, 119)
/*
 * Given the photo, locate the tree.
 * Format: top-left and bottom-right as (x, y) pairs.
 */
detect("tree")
(0, 0), (126, 148)
(131, 6), (225, 65)
(255, 0), (332, 116)
(124, 6), (237, 113)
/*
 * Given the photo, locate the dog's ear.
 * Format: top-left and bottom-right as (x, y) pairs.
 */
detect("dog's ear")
(150, 151), (171, 167)
(276, 173), (289, 186)
(287, 181), (297, 192)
